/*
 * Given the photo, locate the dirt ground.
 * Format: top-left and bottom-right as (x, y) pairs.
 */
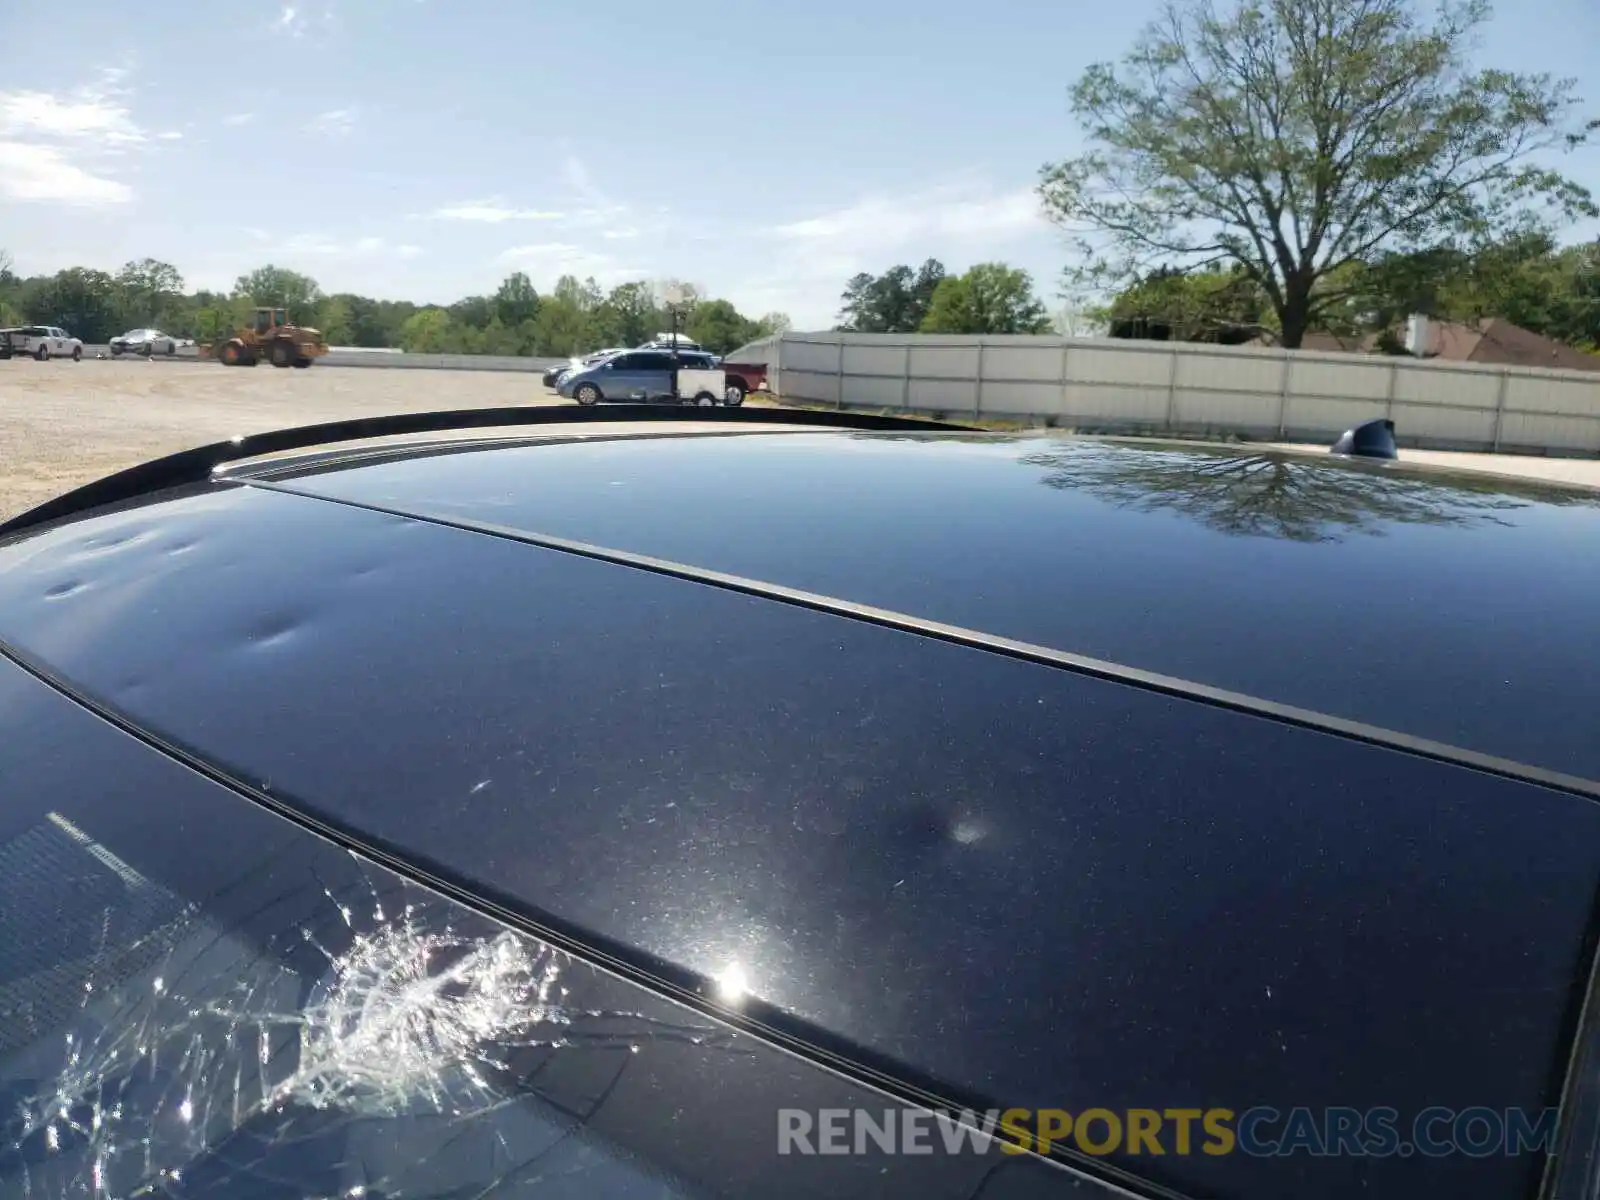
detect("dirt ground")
(0, 359), (564, 519)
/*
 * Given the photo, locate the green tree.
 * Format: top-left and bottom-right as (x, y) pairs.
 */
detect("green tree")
(686, 298), (759, 355)
(399, 307), (457, 353)
(114, 258), (185, 331)
(373, 299), (419, 347)
(479, 316), (526, 355)
(532, 291), (594, 357)
(449, 294), (495, 330)
(1039, 0), (1596, 348)
(550, 274), (603, 315)
(318, 295), (354, 346)
(25, 268), (121, 342)
(1106, 263), (1271, 341)
(178, 290), (250, 342)
(0, 251), (20, 327)
(0, 251), (811, 356)
(837, 260), (945, 331)
(234, 265), (325, 329)
(193, 304), (247, 345)
(324, 293), (394, 347)
(1442, 231), (1600, 347)
(591, 281), (658, 348)
(919, 263), (1052, 334)
(1304, 229), (1600, 350)
(494, 272), (540, 328)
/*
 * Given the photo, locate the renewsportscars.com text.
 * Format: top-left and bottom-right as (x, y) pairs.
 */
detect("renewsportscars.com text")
(777, 1106), (1558, 1159)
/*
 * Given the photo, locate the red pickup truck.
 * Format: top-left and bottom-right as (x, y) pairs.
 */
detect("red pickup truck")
(719, 359), (768, 405)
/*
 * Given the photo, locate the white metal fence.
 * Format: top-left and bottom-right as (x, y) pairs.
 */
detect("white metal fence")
(753, 332), (1600, 455)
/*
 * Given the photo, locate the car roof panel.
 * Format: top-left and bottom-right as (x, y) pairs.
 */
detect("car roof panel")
(265, 430), (1600, 780)
(0, 481), (1595, 1200)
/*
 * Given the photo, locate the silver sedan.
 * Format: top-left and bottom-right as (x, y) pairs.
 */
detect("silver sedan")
(110, 328), (180, 356)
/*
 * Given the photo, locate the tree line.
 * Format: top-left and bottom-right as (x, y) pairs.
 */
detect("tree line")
(1100, 229), (1600, 353)
(834, 260), (1055, 334)
(0, 255), (791, 358)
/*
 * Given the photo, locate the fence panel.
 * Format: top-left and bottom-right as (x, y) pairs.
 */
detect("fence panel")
(765, 332), (1600, 455)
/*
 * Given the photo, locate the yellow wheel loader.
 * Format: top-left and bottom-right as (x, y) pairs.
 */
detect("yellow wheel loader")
(203, 307), (328, 368)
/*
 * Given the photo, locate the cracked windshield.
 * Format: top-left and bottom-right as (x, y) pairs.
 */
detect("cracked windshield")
(2, 0), (1599, 1198)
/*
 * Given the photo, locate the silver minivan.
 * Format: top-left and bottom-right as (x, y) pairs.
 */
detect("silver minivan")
(557, 349), (715, 405)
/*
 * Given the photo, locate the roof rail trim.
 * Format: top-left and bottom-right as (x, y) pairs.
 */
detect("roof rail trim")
(0, 404), (975, 538)
(245, 475), (1600, 807)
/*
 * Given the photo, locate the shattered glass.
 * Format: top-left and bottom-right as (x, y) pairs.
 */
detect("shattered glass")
(0, 813), (726, 1199)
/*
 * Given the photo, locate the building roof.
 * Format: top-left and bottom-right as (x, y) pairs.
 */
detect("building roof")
(1255, 318), (1600, 369)
(1447, 316), (1600, 371)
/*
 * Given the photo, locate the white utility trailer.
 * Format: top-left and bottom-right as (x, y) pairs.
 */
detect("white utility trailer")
(673, 366), (730, 406)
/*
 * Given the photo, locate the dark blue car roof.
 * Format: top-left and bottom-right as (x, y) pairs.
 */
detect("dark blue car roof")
(1, 427), (1598, 1200)
(263, 430), (1600, 780)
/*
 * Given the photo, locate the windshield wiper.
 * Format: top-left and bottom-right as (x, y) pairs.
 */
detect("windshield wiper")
(0, 404), (976, 538)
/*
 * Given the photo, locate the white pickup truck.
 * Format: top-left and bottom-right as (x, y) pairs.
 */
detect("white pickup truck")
(0, 325), (84, 361)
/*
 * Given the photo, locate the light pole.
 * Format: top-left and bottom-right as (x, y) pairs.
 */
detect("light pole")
(662, 283), (685, 396)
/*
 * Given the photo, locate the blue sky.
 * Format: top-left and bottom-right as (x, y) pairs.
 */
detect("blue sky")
(2, 0), (1597, 329)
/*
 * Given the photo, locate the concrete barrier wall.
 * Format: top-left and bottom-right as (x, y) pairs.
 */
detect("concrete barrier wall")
(768, 333), (1600, 455)
(321, 351), (565, 372)
(79, 345), (566, 373)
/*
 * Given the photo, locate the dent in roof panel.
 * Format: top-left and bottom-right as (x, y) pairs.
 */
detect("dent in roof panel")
(271, 431), (1600, 779)
(0, 484), (1595, 1200)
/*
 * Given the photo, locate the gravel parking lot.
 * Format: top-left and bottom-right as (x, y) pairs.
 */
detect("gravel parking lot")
(3, 359), (1597, 521)
(0, 359), (565, 519)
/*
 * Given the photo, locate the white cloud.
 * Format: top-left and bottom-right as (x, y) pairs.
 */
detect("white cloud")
(771, 183), (1045, 247)
(156, 130), (183, 141)
(309, 108), (356, 137)
(0, 141), (132, 205)
(731, 179), (1053, 327)
(429, 199), (564, 223)
(271, 3), (336, 37)
(0, 90), (144, 144)
(222, 112), (256, 126)
(0, 73), (145, 205)
(282, 233), (412, 258)
(498, 242), (640, 285)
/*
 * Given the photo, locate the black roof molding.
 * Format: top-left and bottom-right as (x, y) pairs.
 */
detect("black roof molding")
(0, 404), (975, 538)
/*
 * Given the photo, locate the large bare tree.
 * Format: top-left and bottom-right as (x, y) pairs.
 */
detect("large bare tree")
(1039, 0), (1596, 347)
